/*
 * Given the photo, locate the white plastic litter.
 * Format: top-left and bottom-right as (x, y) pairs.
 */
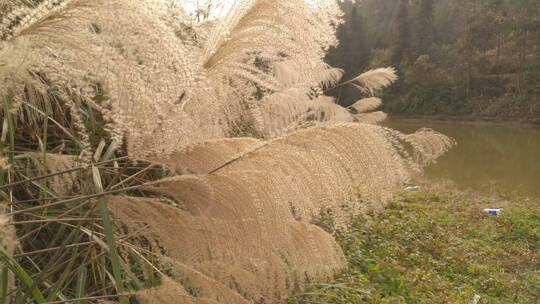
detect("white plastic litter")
(482, 208), (503, 216)
(404, 186), (420, 192)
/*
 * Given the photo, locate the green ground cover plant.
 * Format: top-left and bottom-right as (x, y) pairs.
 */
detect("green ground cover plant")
(291, 189), (540, 304)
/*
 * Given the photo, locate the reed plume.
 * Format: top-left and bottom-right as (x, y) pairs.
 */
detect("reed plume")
(350, 97), (383, 113)
(0, 1), (456, 303)
(343, 67), (398, 95)
(119, 123), (454, 303)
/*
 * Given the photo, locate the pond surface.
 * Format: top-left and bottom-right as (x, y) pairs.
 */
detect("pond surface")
(385, 119), (540, 199)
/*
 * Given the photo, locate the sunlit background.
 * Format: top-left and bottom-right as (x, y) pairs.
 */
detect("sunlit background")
(180, 0), (326, 20)
(180, 0), (236, 20)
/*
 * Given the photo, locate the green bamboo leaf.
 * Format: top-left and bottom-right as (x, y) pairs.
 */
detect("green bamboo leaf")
(0, 248), (46, 303)
(1, 268), (8, 304)
(46, 246), (79, 302)
(75, 266), (87, 304)
(91, 165), (128, 304)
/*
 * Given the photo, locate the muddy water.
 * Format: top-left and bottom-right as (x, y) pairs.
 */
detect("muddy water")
(385, 119), (540, 198)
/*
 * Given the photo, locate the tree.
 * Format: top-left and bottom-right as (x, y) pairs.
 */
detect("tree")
(326, 2), (369, 77)
(325, 1), (371, 105)
(415, 0), (434, 57)
(391, 0), (411, 67)
(347, 5), (370, 75)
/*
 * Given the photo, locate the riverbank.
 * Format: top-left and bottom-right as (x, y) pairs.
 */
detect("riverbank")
(290, 188), (540, 303)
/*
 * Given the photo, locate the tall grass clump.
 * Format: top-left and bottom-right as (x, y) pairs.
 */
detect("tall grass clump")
(0, 95), (168, 302)
(0, 0), (455, 303)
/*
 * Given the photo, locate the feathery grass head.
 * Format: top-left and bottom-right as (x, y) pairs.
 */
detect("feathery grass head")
(347, 67), (398, 95)
(201, 0), (344, 94)
(126, 122), (454, 302)
(254, 89), (354, 137)
(0, 1), (455, 303)
(403, 128), (457, 166)
(350, 97), (382, 113)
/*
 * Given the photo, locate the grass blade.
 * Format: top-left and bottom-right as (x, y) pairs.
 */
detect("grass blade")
(75, 266), (87, 304)
(91, 165), (128, 304)
(0, 247), (46, 303)
(0, 268), (8, 304)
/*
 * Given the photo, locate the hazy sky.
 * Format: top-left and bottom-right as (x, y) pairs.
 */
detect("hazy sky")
(181, 0), (236, 19)
(181, 0), (323, 20)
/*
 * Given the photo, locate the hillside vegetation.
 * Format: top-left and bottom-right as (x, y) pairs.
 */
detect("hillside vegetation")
(328, 0), (540, 122)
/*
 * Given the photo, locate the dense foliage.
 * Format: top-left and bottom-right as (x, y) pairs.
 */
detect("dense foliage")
(291, 189), (540, 303)
(328, 0), (540, 122)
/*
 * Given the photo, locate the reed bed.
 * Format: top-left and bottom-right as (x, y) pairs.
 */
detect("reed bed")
(0, 1), (454, 303)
